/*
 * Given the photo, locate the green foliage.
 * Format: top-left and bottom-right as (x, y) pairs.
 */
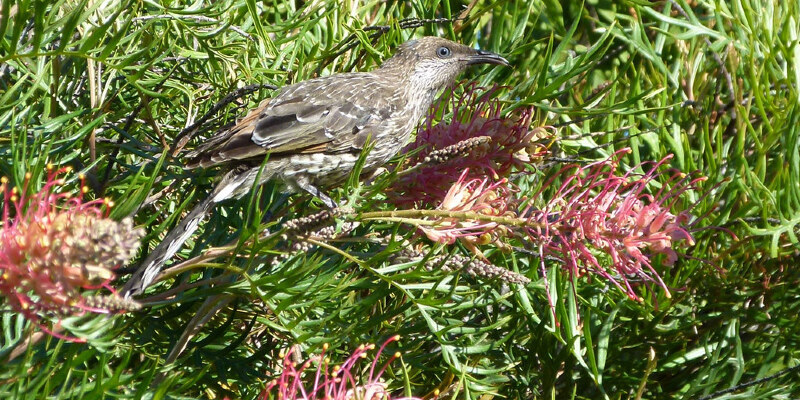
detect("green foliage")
(1, 0), (799, 399)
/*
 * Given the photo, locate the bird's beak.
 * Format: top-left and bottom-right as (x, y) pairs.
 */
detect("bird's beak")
(467, 49), (511, 67)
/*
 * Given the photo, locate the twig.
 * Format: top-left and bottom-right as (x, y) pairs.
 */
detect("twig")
(695, 363), (800, 400)
(354, 209), (544, 229)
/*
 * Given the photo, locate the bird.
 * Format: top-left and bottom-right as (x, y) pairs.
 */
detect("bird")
(121, 36), (510, 297)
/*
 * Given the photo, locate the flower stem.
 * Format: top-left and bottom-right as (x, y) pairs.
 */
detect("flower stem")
(353, 209), (543, 229)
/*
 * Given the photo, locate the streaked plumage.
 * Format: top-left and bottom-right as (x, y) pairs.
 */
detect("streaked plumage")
(122, 37), (510, 297)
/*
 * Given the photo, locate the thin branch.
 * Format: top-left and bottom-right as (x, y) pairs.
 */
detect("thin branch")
(695, 364), (800, 400)
(354, 209), (544, 229)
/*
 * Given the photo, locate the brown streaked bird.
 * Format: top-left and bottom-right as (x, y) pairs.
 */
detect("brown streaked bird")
(122, 36), (510, 297)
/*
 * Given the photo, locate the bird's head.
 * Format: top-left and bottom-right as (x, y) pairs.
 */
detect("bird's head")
(379, 36), (510, 96)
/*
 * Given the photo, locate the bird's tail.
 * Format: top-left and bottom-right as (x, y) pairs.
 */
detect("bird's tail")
(121, 168), (263, 298)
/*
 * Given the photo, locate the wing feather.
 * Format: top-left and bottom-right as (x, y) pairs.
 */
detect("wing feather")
(187, 73), (396, 168)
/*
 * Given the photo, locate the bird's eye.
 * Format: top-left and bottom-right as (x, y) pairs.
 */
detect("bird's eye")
(436, 46), (452, 58)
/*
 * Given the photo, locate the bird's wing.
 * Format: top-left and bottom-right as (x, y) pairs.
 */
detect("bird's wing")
(188, 74), (397, 168)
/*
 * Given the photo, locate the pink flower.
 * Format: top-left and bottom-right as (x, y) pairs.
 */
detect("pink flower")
(523, 149), (703, 301)
(261, 336), (420, 400)
(420, 169), (515, 258)
(390, 83), (549, 207)
(0, 166), (143, 341)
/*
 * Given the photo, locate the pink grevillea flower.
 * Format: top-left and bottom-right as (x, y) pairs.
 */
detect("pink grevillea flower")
(0, 166), (143, 341)
(389, 83), (550, 207)
(261, 335), (420, 400)
(523, 149), (703, 301)
(420, 169), (515, 258)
